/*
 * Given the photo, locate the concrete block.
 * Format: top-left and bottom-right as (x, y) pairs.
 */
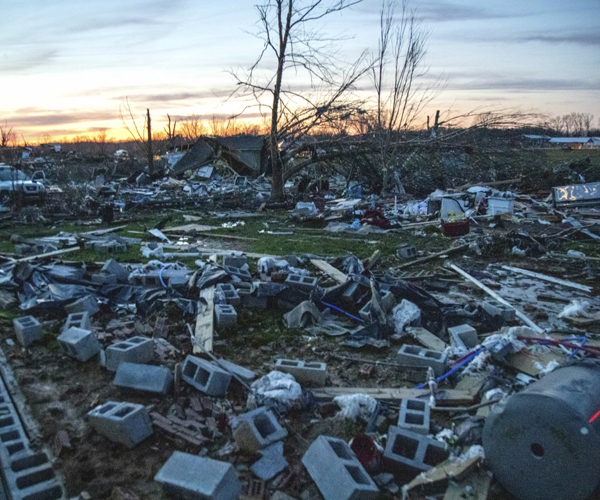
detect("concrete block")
(65, 295), (100, 316)
(154, 451), (241, 500)
(88, 400), (152, 448)
(182, 355), (232, 397)
(222, 254), (247, 268)
(212, 359), (255, 382)
(224, 265), (251, 281)
(398, 246), (418, 259)
(92, 273), (118, 285)
(95, 241), (126, 254)
(241, 294), (267, 309)
(383, 426), (448, 481)
(102, 258), (130, 282)
(482, 299), (516, 322)
(216, 283), (240, 306)
(285, 274), (317, 292)
(13, 316), (42, 347)
(233, 407), (288, 452)
(57, 327), (101, 362)
(1, 451), (64, 500)
(448, 324), (478, 349)
(358, 290), (395, 321)
(302, 435), (379, 500)
(106, 336), (154, 372)
(113, 362), (173, 395)
(397, 345), (447, 377)
(274, 359), (327, 386)
(398, 399), (430, 435)
(62, 311), (91, 333)
(214, 304), (237, 329)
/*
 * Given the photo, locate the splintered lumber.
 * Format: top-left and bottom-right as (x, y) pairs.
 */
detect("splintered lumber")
(406, 327), (448, 352)
(396, 244), (469, 270)
(406, 456), (482, 497)
(150, 412), (208, 446)
(310, 259), (348, 283)
(449, 264), (544, 334)
(443, 469), (492, 500)
(13, 246), (79, 263)
(311, 387), (475, 406)
(194, 286), (215, 354)
(501, 265), (592, 293)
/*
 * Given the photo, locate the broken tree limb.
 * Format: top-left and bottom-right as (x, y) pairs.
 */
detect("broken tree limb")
(12, 246), (79, 263)
(406, 327), (448, 352)
(501, 265), (592, 293)
(311, 387), (475, 406)
(449, 264), (544, 334)
(310, 259), (348, 283)
(396, 244), (469, 270)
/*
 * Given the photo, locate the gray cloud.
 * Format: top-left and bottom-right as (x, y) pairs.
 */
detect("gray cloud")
(119, 90), (230, 103)
(450, 77), (600, 92)
(518, 33), (600, 46)
(174, 112), (264, 121)
(5, 111), (117, 128)
(0, 50), (58, 72)
(416, 0), (515, 22)
(70, 17), (164, 34)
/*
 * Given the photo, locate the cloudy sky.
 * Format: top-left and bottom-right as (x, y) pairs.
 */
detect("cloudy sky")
(1, 0), (599, 141)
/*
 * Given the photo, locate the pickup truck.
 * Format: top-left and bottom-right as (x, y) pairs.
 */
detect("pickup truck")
(0, 164), (46, 204)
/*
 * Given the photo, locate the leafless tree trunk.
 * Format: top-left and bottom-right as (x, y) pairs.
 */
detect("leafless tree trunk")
(1, 123), (16, 147)
(233, 0), (368, 201)
(120, 99), (156, 174)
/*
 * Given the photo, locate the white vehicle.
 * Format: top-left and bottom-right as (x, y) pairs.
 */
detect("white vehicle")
(0, 164), (46, 204)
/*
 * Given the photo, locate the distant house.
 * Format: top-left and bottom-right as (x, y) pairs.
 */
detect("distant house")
(171, 135), (268, 176)
(548, 137), (600, 149)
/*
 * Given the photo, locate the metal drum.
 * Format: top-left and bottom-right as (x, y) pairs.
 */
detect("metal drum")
(483, 362), (600, 500)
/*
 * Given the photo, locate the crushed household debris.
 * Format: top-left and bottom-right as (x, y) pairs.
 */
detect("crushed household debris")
(0, 166), (598, 500)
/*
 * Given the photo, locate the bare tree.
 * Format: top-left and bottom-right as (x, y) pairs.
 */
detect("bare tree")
(92, 130), (114, 155)
(164, 114), (177, 143)
(120, 99), (155, 173)
(0, 123), (16, 147)
(233, 0), (368, 200)
(180, 115), (206, 141)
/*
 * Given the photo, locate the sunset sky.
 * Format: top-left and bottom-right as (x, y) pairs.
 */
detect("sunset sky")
(1, 0), (599, 142)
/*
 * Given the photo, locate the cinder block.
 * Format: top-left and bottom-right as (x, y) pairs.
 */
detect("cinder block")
(182, 355), (232, 397)
(383, 426), (448, 481)
(481, 299), (516, 322)
(216, 283), (240, 306)
(65, 295), (100, 316)
(92, 273), (118, 285)
(302, 436), (379, 500)
(13, 316), (42, 347)
(106, 336), (154, 372)
(397, 345), (447, 377)
(448, 324), (478, 350)
(214, 304), (237, 329)
(113, 362), (173, 395)
(222, 254), (247, 268)
(358, 290), (395, 321)
(212, 358), (256, 382)
(1, 451), (64, 500)
(88, 400), (152, 448)
(155, 451), (241, 500)
(274, 359), (327, 386)
(102, 258), (130, 282)
(233, 407), (288, 452)
(62, 311), (91, 333)
(57, 327), (101, 362)
(224, 265), (251, 281)
(285, 274), (317, 292)
(398, 399), (430, 435)
(398, 246), (418, 259)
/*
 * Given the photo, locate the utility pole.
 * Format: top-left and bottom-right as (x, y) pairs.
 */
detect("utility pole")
(147, 109), (154, 173)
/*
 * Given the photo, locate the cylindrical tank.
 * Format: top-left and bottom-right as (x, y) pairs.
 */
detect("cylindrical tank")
(483, 362), (600, 500)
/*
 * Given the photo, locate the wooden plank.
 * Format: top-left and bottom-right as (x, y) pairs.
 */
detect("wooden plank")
(406, 327), (448, 352)
(501, 265), (592, 293)
(12, 246), (79, 263)
(80, 225), (127, 236)
(507, 350), (563, 377)
(194, 286), (215, 354)
(310, 259), (348, 283)
(450, 264), (544, 334)
(311, 387), (475, 406)
(443, 469), (492, 500)
(396, 244), (469, 270)
(407, 456), (482, 497)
